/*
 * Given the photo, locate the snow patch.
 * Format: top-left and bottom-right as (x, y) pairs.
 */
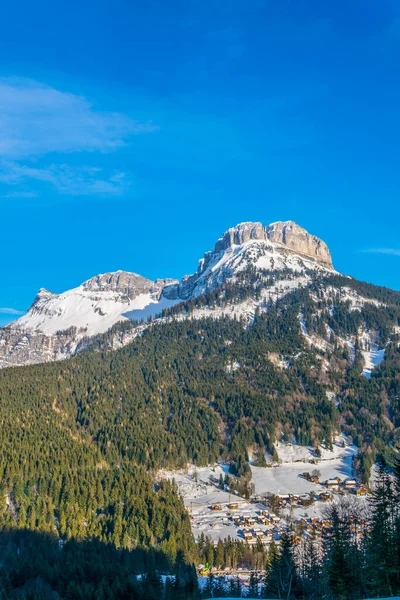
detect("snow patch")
(361, 348), (385, 378)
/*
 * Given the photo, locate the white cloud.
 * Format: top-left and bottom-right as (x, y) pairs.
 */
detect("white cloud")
(0, 307), (24, 315)
(0, 78), (157, 196)
(362, 248), (400, 257)
(0, 78), (157, 158)
(0, 161), (130, 195)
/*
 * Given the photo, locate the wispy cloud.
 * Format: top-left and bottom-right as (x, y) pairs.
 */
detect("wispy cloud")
(0, 307), (24, 315)
(0, 161), (130, 195)
(0, 78), (156, 158)
(362, 248), (400, 257)
(0, 78), (156, 196)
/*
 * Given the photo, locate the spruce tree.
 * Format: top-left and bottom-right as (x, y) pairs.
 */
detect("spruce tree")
(325, 504), (353, 599)
(366, 459), (398, 597)
(264, 533), (301, 599)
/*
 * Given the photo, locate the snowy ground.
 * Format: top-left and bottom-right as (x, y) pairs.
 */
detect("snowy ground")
(159, 436), (359, 544)
(251, 436), (357, 497)
(362, 348), (385, 378)
(158, 465), (258, 543)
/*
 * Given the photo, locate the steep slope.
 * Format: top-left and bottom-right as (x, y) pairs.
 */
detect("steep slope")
(0, 220), (334, 368)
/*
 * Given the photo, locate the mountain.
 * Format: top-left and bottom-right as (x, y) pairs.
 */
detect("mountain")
(0, 218), (399, 599)
(0, 220), (335, 368)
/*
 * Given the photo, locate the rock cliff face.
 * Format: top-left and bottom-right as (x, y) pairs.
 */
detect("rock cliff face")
(214, 221), (332, 267)
(83, 272), (177, 301)
(0, 220), (334, 368)
(164, 220), (333, 300)
(265, 221), (332, 268)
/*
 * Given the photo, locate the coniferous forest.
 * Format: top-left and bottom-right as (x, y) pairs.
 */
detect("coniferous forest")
(0, 271), (399, 598)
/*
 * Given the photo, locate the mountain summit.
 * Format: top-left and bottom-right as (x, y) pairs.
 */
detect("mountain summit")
(216, 221), (332, 268)
(0, 219), (333, 367)
(164, 220), (333, 300)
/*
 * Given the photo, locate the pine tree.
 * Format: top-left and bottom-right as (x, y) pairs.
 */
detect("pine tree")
(301, 538), (322, 600)
(216, 539), (225, 569)
(366, 459), (398, 597)
(264, 533), (301, 599)
(325, 504), (353, 599)
(248, 571), (259, 597)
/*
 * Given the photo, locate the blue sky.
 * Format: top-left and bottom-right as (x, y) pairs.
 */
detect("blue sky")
(1, 0), (400, 326)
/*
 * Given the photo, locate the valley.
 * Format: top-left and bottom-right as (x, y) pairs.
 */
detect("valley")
(0, 220), (399, 599)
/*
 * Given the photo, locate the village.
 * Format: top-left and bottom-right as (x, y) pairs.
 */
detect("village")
(159, 434), (369, 557)
(196, 474), (367, 550)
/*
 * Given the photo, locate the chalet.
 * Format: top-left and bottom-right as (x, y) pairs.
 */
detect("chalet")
(257, 516), (267, 525)
(232, 515), (241, 522)
(276, 494), (290, 502)
(326, 478), (340, 490)
(271, 515), (281, 523)
(310, 475), (319, 484)
(243, 532), (253, 541)
(355, 486), (367, 496)
(211, 504), (223, 511)
(322, 520), (331, 528)
(228, 503), (239, 510)
(319, 492), (331, 502)
(344, 478), (357, 488)
(265, 530), (274, 538)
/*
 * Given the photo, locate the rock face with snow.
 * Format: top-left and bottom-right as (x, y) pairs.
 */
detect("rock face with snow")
(0, 219), (333, 368)
(164, 220), (333, 300)
(213, 221), (332, 268)
(0, 271), (180, 368)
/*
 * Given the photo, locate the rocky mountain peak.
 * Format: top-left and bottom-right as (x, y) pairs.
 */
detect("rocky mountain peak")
(31, 288), (57, 309)
(214, 220), (332, 268)
(83, 271), (158, 300)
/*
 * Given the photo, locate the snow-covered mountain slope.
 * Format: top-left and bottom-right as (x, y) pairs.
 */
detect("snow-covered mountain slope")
(1, 219), (394, 370)
(15, 272), (179, 337)
(0, 272), (180, 367)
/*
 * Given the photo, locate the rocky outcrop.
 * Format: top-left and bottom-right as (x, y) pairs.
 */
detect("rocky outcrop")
(83, 271), (158, 300)
(215, 222), (266, 251)
(265, 221), (332, 268)
(213, 221), (332, 268)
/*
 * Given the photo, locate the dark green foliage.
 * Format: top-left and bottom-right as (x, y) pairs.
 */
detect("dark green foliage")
(262, 532), (301, 599)
(0, 529), (200, 600)
(0, 268), (399, 597)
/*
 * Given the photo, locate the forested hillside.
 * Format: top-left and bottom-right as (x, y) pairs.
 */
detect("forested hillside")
(0, 269), (399, 598)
